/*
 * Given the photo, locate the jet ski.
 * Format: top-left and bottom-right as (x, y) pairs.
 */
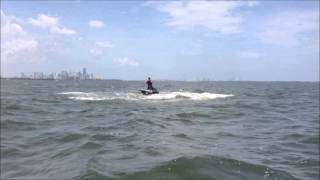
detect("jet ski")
(140, 88), (159, 95)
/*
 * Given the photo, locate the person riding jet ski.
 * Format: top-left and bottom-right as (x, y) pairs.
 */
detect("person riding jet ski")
(146, 77), (153, 90)
(140, 77), (159, 95)
(146, 77), (158, 93)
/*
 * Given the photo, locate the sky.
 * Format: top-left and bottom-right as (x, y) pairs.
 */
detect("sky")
(1, 0), (319, 81)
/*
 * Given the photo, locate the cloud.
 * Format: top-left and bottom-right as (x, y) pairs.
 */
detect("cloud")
(247, 1), (259, 7)
(1, 10), (26, 38)
(90, 41), (114, 57)
(239, 51), (263, 59)
(96, 41), (113, 48)
(28, 14), (76, 35)
(1, 10), (24, 25)
(1, 36), (39, 64)
(90, 48), (104, 56)
(50, 26), (76, 35)
(113, 57), (140, 67)
(149, 1), (258, 34)
(88, 20), (105, 28)
(1, 21), (26, 38)
(29, 14), (58, 28)
(1, 10), (39, 64)
(257, 10), (319, 48)
(2, 39), (38, 58)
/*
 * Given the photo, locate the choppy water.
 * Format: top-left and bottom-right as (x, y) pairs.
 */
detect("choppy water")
(1, 79), (319, 180)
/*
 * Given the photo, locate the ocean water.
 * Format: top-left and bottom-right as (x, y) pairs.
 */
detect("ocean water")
(1, 79), (319, 180)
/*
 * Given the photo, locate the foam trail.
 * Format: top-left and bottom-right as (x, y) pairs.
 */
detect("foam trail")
(57, 92), (91, 95)
(145, 92), (233, 100)
(58, 91), (233, 101)
(58, 91), (140, 101)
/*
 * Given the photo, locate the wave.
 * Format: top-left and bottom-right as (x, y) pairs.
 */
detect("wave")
(57, 91), (233, 101)
(76, 155), (298, 180)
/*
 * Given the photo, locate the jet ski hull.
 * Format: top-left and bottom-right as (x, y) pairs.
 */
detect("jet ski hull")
(140, 89), (159, 95)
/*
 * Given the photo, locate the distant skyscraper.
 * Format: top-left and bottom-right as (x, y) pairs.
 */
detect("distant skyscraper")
(77, 72), (82, 80)
(83, 68), (87, 80)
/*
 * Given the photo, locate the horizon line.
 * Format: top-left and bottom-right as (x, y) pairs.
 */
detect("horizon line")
(1, 77), (319, 83)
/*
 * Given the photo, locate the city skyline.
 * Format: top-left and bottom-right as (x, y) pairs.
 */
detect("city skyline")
(1, 1), (319, 81)
(17, 68), (97, 80)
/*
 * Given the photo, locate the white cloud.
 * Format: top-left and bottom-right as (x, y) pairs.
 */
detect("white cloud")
(149, 1), (257, 34)
(28, 14), (76, 35)
(1, 10), (26, 38)
(257, 10), (319, 48)
(88, 20), (105, 28)
(90, 48), (104, 56)
(1, 10), (24, 25)
(248, 1), (259, 7)
(29, 14), (58, 28)
(50, 26), (76, 35)
(90, 41), (114, 57)
(1, 38), (39, 64)
(1, 10), (5, 25)
(2, 39), (38, 57)
(113, 57), (140, 67)
(2, 22), (26, 37)
(1, 10), (39, 64)
(96, 41), (113, 48)
(239, 51), (263, 59)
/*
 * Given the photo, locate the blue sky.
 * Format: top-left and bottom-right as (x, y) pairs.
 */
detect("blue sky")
(1, 0), (319, 81)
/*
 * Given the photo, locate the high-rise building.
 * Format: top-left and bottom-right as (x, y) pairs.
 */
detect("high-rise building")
(83, 68), (87, 80)
(77, 72), (82, 80)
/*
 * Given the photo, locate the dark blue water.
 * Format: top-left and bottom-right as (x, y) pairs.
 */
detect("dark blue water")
(1, 79), (319, 180)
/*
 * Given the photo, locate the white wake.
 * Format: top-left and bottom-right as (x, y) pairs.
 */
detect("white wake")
(58, 91), (233, 101)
